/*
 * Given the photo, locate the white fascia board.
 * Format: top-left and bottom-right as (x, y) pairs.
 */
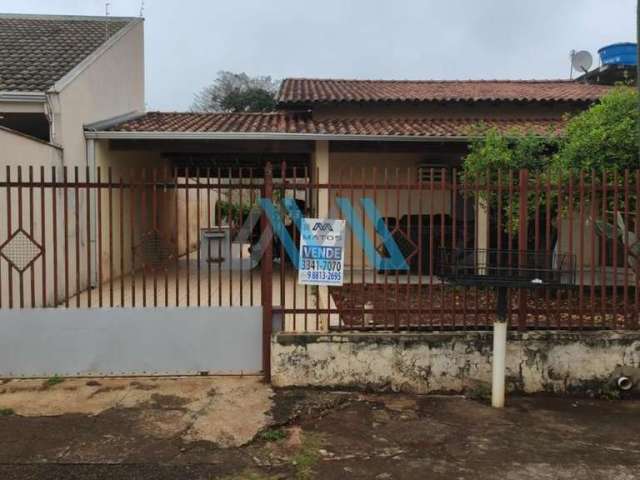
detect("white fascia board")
(83, 130), (472, 142)
(48, 18), (143, 94)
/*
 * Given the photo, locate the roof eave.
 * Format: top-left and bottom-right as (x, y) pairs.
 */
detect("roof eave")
(83, 130), (554, 142)
(277, 98), (600, 108)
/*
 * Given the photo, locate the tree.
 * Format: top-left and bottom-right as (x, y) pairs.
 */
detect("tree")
(463, 88), (639, 232)
(553, 87), (639, 177)
(191, 71), (280, 112)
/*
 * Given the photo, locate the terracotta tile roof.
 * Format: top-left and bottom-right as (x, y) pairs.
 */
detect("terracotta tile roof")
(104, 112), (563, 138)
(277, 78), (610, 105)
(0, 14), (136, 92)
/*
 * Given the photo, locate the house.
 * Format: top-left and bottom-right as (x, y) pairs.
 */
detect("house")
(0, 13), (615, 310)
(85, 79), (610, 268)
(0, 13), (144, 169)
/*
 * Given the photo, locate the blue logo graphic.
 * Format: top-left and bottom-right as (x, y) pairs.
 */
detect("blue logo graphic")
(257, 197), (408, 271)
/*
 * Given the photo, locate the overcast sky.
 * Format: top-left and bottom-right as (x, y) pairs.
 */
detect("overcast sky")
(3, 0), (637, 110)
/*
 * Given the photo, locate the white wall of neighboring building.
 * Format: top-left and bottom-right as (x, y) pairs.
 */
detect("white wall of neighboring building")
(0, 127), (62, 168)
(48, 19), (145, 168)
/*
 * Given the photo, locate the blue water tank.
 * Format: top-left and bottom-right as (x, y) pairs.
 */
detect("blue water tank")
(598, 42), (637, 66)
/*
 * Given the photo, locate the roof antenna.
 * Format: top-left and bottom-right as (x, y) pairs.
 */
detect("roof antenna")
(104, 2), (111, 41)
(139, 0), (145, 17)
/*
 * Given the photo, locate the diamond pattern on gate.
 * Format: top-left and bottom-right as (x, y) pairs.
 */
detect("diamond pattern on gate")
(375, 225), (418, 264)
(0, 230), (43, 273)
(134, 229), (176, 270)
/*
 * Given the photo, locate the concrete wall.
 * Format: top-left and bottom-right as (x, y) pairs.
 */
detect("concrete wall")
(49, 20), (145, 167)
(272, 331), (640, 395)
(0, 129), (63, 307)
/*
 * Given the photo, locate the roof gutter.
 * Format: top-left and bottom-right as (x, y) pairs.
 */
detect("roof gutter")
(83, 130), (474, 142)
(0, 91), (47, 103)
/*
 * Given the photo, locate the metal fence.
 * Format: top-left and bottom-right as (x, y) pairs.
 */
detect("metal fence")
(0, 164), (638, 333)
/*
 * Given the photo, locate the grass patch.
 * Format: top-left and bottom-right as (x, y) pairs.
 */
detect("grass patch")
(43, 375), (65, 388)
(291, 433), (324, 480)
(259, 428), (288, 442)
(0, 408), (15, 416)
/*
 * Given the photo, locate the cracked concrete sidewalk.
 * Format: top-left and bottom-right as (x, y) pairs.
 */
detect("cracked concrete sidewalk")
(0, 376), (273, 447)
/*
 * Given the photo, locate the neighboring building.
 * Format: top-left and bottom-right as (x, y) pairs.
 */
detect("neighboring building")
(0, 13), (144, 168)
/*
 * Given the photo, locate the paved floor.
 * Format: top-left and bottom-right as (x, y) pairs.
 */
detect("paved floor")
(0, 383), (638, 479)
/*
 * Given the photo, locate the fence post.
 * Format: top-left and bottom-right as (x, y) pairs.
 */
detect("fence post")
(518, 169), (529, 331)
(261, 161), (274, 382)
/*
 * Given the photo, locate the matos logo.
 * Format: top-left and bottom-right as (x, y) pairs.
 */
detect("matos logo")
(305, 221), (340, 241)
(312, 222), (333, 232)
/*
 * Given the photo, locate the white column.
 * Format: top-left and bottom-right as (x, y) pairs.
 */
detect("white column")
(491, 320), (507, 408)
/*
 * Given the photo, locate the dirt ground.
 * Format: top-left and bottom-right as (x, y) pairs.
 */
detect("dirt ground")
(0, 377), (639, 479)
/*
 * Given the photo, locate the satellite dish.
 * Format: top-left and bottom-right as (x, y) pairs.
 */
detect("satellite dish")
(571, 50), (593, 73)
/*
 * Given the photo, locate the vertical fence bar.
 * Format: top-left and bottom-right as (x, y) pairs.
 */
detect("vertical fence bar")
(140, 168), (147, 307)
(635, 171), (640, 327)
(554, 172), (562, 327)
(590, 171), (597, 327)
(612, 170), (619, 325)
(292, 166), (298, 326)
(303, 166), (309, 329)
(96, 167), (103, 307)
(130, 168), (137, 308)
(429, 168), (435, 328)
(17, 166), (25, 308)
(119, 174), (125, 307)
(601, 170), (607, 324)
(62, 166), (69, 308)
(151, 168), (158, 307)
(28, 167), (35, 308)
(578, 171), (585, 328)
(163, 167), (169, 307)
(217, 166), (222, 307)
(185, 167), (191, 307)
(207, 167), (212, 307)
(51, 166), (58, 308)
(74, 167), (81, 308)
(279, 162), (286, 316)
(85, 166), (92, 308)
(517, 169), (528, 330)
(196, 167), (201, 307)
(567, 173), (574, 328)
(405, 169), (412, 327)
(175, 167), (180, 307)
(450, 168), (458, 327)
(108, 168), (114, 308)
(261, 162), (273, 381)
(623, 170), (630, 327)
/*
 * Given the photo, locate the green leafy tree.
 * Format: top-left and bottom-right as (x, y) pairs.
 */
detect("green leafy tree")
(553, 87), (639, 176)
(463, 88), (639, 233)
(191, 71), (280, 112)
(463, 127), (558, 232)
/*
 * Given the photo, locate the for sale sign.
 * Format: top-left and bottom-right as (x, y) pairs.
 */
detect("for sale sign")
(298, 218), (345, 286)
